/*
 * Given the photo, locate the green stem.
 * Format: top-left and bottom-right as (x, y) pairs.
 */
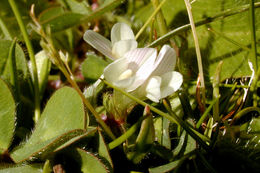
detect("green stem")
(151, 0), (168, 36)
(232, 107), (260, 124)
(184, 0), (206, 106)
(163, 99), (210, 150)
(135, 0), (167, 40)
(250, 66), (260, 107)
(103, 80), (210, 150)
(61, 67), (116, 140)
(213, 61), (223, 122)
(8, 0), (41, 122)
(149, 2), (260, 47)
(249, 0), (258, 106)
(196, 98), (219, 129)
(0, 16), (12, 39)
(108, 116), (146, 150)
(249, 0), (258, 71)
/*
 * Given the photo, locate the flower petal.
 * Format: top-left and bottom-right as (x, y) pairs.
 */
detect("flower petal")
(83, 30), (114, 60)
(152, 45), (176, 76)
(125, 48), (158, 92)
(111, 23), (135, 45)
(124, 48), (157, 71)
(145, 76), (162, 103)
(103, 57), (129, 84)
(112, 39), (137, 58)
(160, 71), (183, 98)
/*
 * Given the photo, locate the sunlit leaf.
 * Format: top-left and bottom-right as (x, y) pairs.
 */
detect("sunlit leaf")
(0, 164), (43, 173)
(11, 87), (85, 163)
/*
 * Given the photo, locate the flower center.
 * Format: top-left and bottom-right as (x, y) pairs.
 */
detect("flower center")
(118, 69), (133, 80)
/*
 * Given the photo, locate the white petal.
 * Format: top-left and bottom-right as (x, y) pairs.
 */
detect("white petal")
(152, 45), (176, 76)
(83, 30), (114, 60)
(114, 76), (135, 89)
(103, 57), (129, 84)
(112, 39), (137, 58)
(111, 23), (135, 46)
(160, 71), (183, 98)
(124, 48), (157, 71)
(145, 76), (162, 103)
(125, 48), (158, 92)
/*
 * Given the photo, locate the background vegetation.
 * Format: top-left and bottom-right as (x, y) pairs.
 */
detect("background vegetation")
(0, 0), (259, 172)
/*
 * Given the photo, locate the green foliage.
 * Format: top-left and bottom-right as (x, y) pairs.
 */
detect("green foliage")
(0, 164), (43, 173)
(0, 40), (28, 79)
(0, 0), (260, 172)
(70, 148), (110, 173)
(11, 87), (85, 163)
(0, 78), (16, 153)
(82, 54), (110, 83)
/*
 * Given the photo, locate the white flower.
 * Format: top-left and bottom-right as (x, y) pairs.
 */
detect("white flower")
(104, 45), (183, 102)
(83, 23), (137, 60)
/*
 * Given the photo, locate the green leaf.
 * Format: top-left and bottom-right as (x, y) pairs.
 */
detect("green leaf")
(248, 117), (260, 133)
(173, 129), (197, 157)
(11, 87), (85, 163)
(136, 108), (155, 151)
(135, 0), (260, 80)
(82, 54), (110, 83)
(61, 0), (91, 14)
(180, 0), (260, 80)
(0, 78), (16, 152)
(77, 148), (110, 173)
(40, 0), (123, 32)
(0, 164), (43, 173)
(98, 130), (113, 169)
(127, 107), (155, 164)
(154, 116), (171, 149)
(0, 40), (28, 79)
(41, 12), (84, 33)
(38, 6), (65, 23)
(54, 128), (97, 152)
(148, 159), (183, 173)
(33, 50), (51, 98)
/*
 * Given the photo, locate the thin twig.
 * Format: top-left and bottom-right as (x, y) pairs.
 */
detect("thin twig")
(184, 0), (206, 105)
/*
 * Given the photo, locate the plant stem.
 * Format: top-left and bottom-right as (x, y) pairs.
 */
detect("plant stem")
(103, 80), (210, 150)
(213, 61), (223, 122)
(135, 0), (167, 40)
(249, 0), (258, 106)
(151, 0), (168, 36)
(108, 116), (147, 150)
(59, 66), (116, 140)
(196, 98), (218, 129)
(249, 0), (258, 71)
(8, 0), (41, 122)
(184, 0), (206, 106)
(0, 16), (12, 39)
(231, 106), (260, 124)
(149, 2), (260, 47)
